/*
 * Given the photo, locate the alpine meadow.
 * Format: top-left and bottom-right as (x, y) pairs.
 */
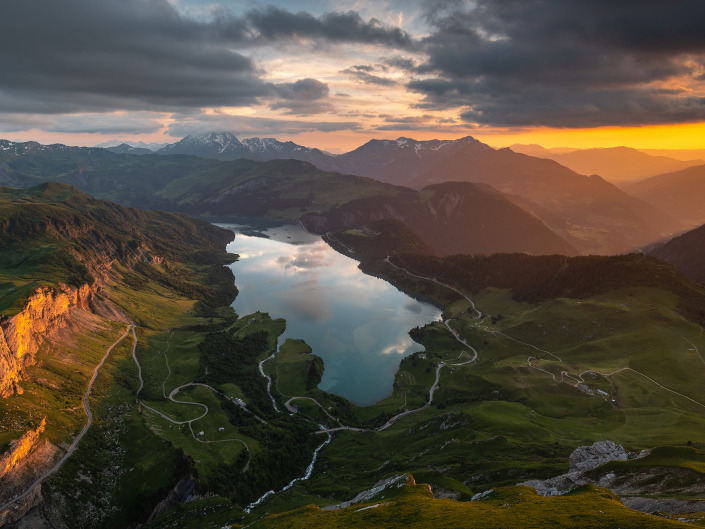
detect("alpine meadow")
(2, 1), (705, 528)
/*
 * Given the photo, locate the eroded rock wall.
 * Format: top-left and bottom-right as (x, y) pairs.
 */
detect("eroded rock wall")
(0, 284), (94, 397)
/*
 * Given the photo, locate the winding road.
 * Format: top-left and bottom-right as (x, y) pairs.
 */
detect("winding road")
(130, 329), (256, 471)
(0, 325), (133, 515)
(385, 255), (705, 412)
(384, 256), (482, 319)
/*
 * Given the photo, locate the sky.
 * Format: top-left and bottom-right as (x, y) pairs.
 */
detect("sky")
(2, 0), (705, 152)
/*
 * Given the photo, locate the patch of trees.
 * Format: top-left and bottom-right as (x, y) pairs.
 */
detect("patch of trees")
(207, 392), (322, 504)
(305, 356), (324, 391)
(197, 330), (271, 414)
(390, 252), (705, 324)
(328, 219), (438, 262)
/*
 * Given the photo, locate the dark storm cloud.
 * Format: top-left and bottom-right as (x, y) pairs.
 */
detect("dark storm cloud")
(226, 6), (417, 50)
(341, 65), (398, 87)
(384, 56), (419, 72)
(0, 0), (264, 113)
(270, 78), (332, 115)
(412, 0), (705, 127)
(0, 0), (415, 115)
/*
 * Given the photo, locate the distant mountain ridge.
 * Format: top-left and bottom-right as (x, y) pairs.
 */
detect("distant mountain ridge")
(0, 134), (687, 256)
(155, 131), (334, 166)
(105, 143), (153, 155)
(648, 221), (705, 282)
(625, 164), (705, 229)
(311, 136), (681, 254)
(0, 142), (575, 257)
(149, 132), (681, 254)
(510, 144), (704, 183)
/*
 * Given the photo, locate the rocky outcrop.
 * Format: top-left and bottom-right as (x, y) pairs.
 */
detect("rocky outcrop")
(569, 440), (634, 472)
(322, 474), (412, 511)
(146, 474), (198, 523)
(0, 418), (61, 526)
(0, 284), (95, 397)
(0, 418), (46, 478)
(520, 440), (649, 497)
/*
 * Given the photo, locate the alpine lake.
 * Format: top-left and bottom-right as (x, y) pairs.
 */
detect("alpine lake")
(222, 223), (442, 406)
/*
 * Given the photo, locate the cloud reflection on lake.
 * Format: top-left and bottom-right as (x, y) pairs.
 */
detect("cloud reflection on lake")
(223, 224), (442, 406)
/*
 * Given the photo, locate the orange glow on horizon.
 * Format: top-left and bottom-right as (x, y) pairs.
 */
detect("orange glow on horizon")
(474, 122), (705, 151)
(4, 121), (705, 154)
(259, 121), (705, 153)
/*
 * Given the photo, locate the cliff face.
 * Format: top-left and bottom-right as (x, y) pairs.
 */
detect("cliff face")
(0, 284), (94, 397)
(0, 417), (46, 478)
(0, 417), (59, 526)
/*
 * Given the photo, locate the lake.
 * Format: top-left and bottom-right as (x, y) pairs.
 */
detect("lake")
(223, 223), (442, 406)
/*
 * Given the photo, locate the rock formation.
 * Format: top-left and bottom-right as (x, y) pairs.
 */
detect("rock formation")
(0, 418), (46, 479)
(520, 440), (649, 497)
(0, 284), (94, 397)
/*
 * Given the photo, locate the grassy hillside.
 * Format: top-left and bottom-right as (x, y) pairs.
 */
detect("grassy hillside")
(626, 164), (705, 228)
(3, 179), (705, 528)
(138, 237), (705, 528)
(250, 482), (694, 529)
(649, 222), (705, 282)
(0, 182), (248, 527)
(0, 181), (236, 315)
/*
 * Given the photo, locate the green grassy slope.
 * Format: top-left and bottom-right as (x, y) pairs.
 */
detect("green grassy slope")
(4, 180), (705, 529)
(0, 182), (246, 527)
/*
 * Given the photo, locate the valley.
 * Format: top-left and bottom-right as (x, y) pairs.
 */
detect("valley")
(5, 1), (705, 527)
(1, 136), (705, 529)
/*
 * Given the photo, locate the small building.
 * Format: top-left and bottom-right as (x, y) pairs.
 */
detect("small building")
(597, 389), (609, 398)
(196, 431), (204, 437)
(218, 427), (225, 431)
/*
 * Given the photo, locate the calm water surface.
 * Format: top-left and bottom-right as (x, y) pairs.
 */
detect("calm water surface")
(223, 224), (441, 406)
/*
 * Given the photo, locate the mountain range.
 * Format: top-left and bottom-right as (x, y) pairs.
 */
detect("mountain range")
(625, 164), (705, 229)
(510, 144), (704, 183)
(4, 135), (705, 528)
(9, 131), (705, 258)
(163, 133), (688, 254)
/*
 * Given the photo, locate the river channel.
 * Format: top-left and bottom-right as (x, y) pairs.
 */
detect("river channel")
(223, 223), (442, 406)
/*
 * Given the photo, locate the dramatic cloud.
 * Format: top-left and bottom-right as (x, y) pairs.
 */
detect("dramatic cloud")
(0, 0), (415, 116)
(4, 0), (705, 143)
(412, 0), (705, 127)
(43, 114), (165, 135)
(220, 6), (417, 50)
(270, 78), (332, 115)
(0, 0), (264, 113)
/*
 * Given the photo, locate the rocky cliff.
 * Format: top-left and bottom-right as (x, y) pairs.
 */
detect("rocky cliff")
(0, 417), (46, 478)
(0, 284), (95, 397)
(519, 440), (649, 497)
(0, 417), (60, 526)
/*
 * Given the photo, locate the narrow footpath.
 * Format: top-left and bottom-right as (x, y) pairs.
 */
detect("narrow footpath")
(131, 328), (256, 471)
(0, 325), (133, 514)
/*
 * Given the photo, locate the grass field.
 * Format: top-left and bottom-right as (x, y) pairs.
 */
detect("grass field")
(6, 183), (705, 528)
(251, 482), (699, 529)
